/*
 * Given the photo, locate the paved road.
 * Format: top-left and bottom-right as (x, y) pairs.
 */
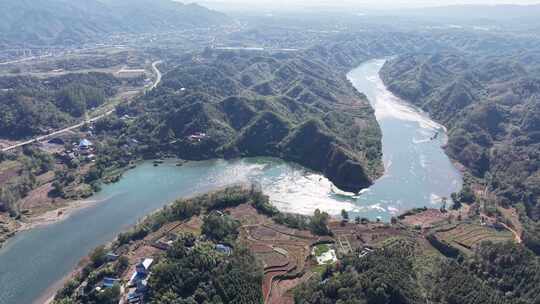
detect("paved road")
(149, 60), (163, 91)
(1, 60), (162, 152)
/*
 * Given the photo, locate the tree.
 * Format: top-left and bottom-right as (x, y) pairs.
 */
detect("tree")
(94, 284), (120, 304)
(201, 212), (240, 242)
(114, 256), (129, 275)
(341, 209), (349, 226)
(341, 209), (349, 221)
(310, 209), (330, 236)
(451, 192), (462, 210)
(90, 245), (107, 268)
(460, 185), (475, 204)
(54, 298), (75, 304)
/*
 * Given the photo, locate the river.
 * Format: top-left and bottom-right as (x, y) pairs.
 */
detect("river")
(0, 59), (461, 304)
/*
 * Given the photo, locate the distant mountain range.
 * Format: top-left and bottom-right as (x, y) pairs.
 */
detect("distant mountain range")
(0, 0), (231, 46)
(397, 4), (540, 20)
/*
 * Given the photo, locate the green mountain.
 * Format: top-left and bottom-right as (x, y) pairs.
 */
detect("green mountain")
(0, 72), (120, 138)
(381, 52), (540, 253)
(0, 0), (231, 46)
(124, 49), (383, 193)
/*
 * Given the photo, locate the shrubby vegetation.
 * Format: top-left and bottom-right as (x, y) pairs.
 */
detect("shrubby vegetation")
(464, 242), (540, 303)
(295, 241), (424, 304)
(123, 49), (383, 192)
(381, 52), (540, 253)
(202, 212), (240, 242)
(54, 186), (265, 304)
(0, 146), (54, 215)
(0, 72), (119, 138)
(296, 240), (538, 304)
(148, 236), (263, 304)
(138, 187), (269, 303)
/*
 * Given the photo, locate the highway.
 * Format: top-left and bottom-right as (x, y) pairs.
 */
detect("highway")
(1, 60), (162, 152)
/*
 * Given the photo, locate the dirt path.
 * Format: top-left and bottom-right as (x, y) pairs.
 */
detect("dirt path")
(500, 222), (522, 244)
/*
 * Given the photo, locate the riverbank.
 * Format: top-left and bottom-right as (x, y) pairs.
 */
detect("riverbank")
(49, 182), (518, 304)
(0, 199), (105, 251)
(20, 199), (101, 232)
(0, 60), (464, 304)
(47, 186), (392, 304)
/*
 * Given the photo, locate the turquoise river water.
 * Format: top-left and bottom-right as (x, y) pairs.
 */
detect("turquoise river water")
(0, 59), (461, 304)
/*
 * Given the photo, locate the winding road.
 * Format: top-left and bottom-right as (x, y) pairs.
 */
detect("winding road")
(149, 60), (163, 91)
(1, 60), (162, 152)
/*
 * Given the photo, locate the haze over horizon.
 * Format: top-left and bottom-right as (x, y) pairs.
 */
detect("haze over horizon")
(197, 0), (540, 11)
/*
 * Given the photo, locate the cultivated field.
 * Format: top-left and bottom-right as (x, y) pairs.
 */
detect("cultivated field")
(433, 223), (514, 254)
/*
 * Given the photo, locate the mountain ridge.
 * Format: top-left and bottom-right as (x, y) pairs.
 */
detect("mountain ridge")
(0, 0), (231, 46)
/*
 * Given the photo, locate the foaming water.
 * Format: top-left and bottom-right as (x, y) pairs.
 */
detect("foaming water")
(0, 59), (462, 304)
(259, 59), (462, 219)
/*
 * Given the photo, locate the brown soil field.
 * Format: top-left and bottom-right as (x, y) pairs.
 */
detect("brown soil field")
(401, 209), (449, 228)
(268, 273), (314, 304)
(226, 203), (271, 225)
(435, 223), (514, 252)
(259, 251), (289, 268)
(19, 182), (57, 211)
(228, 205), (318, 304)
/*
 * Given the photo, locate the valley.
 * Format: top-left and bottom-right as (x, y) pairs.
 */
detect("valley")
(1, 1), (540, 304)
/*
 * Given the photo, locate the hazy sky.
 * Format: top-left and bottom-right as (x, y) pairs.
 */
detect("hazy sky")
(199, 0), (540, 11)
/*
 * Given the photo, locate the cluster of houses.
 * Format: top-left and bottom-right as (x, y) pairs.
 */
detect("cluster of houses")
(91, 255), (154, 304)
(55, 138), (96, 164)
(126, 258), (154, 303)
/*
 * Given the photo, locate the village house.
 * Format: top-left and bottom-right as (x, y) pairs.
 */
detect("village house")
(101, 277), (120, 289)
(78, 139), (93, 150)
(126, 258), (154, 303)
(187, 132), (207, 142)
(215, 244), (232, 256)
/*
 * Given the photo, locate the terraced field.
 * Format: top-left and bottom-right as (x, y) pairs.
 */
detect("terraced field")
(434, 223), (514, 253)
(238, 219), (321, 304)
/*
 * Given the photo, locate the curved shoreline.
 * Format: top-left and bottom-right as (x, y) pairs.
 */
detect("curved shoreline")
(0, 60), (463, 304)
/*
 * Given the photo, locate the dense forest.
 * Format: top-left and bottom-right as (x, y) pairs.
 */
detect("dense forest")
(147, 231), (263, 303)
(121, 49), (383, 192)
(0, 72), (119, 138)
(380, 51), (540, 253)
(295, 240), (540, 304)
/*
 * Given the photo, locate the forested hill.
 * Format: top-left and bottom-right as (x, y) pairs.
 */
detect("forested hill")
(122, 49), (383, 193)
(0, 72), (120, 138)
(0, 0), (231, 46)
(380, 52), (540, 252)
